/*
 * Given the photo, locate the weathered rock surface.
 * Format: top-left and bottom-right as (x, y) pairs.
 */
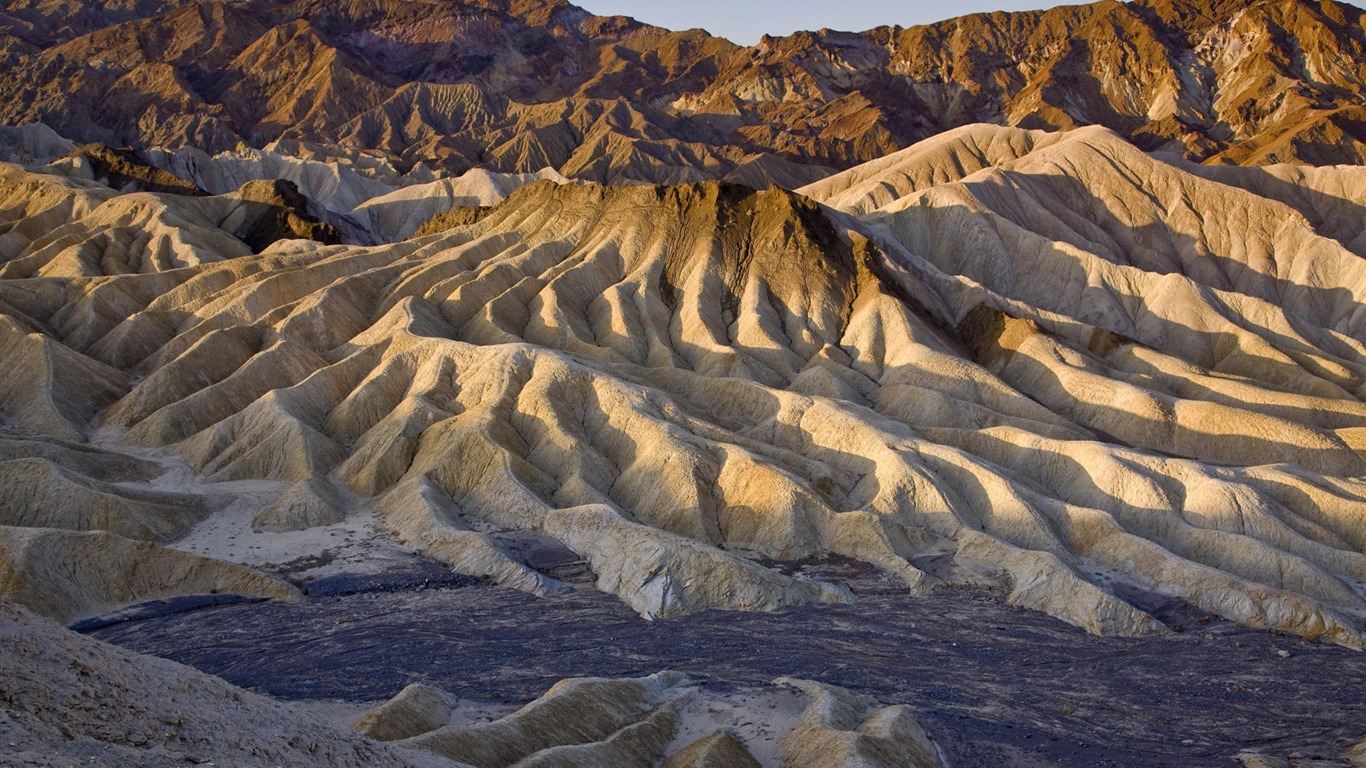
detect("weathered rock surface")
(7, 0), (1366, 185)
(224, 178), (341, 251)
(60, 143), (204, 195)
(0, 125), (1362, 648)
(661, 730), (763, 768)
(377, 477), (566, 596)
(139, 142), (566, 242)
(1237, 742), (1366, 768)
(1, 3), (1364, 764)
(357, 671), (938, 768)
(0, 122), (73, 164)
(396, 672), (690, 767)
(0, 162), (339, 277)
(413, 205), (492, 238)
(354, 167), (571, 242)
(0, 526), (298, 623)
(356, 683), (460, 743)
(89, 577), (1366, 768)
(0, 599), (457, 767)
(776, 677), (944, 768)
(252, 476), (344, 532)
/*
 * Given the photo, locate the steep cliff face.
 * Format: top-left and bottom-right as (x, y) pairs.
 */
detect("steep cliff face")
(4, 0), (1366, 184)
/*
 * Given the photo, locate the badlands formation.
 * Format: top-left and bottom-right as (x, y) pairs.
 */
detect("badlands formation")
(0, 0), (1364, 765)
(2, 122), (1363, 644)
(1, 119), (1366, 764)
(0, 119), (1362, 763)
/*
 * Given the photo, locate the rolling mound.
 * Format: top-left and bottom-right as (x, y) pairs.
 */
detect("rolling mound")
(0, 124), (1361, 647)
(0, 599), (452, 767)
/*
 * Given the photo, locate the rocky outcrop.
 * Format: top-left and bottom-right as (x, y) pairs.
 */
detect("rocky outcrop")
(377, 477), (567, 596)
(355, 168), (569, 241)
(143, 141), (563, 241)
(1237, 742), (1366, 768)
(356, 683), (460, 743)
(252, 477), (344, 532)
(0, 163), (341, 276)
(224, 178), (341, 251)
(360, 673), (937, 768)
(61, 143), (205, 195)
(0, 122), (74, 164)
(412, 206), (491, 238)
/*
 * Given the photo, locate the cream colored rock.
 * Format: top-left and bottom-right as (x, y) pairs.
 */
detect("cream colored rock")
(776, 678), (944, 768)
(661, 730), (763, 768)
(141, 143), (567, 243)
(253, 477), (345, 532)
(543, 504), (852, 619)
(356, 683), (460, 742)
(0, 315), (129, 441)
(144, 143), (422, 214)
(800, 124), (1066, 215)
(400, 672), (690, 767)
(0, 164), (340, 278)
(0, 457), (205, 542)
(1349, 739), (1366, 767)
(0, 526), (298, 623)
(377, 478), (567, 596)
(510, 702), (679, 768)
(1237, 755), (1292, 768)
(354, 167), (571, 242)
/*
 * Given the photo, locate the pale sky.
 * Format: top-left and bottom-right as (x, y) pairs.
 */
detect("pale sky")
(575, 1), (1057, 45)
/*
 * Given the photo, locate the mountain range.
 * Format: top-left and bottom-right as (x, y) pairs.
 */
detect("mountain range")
(5, 0), (1366, 187)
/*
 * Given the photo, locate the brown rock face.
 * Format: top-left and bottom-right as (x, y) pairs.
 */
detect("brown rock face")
(226, 178), (342, 251)
(412, 205), (492, 238)
(4, 0), (1366, 184)
(64, 143), (205, 195)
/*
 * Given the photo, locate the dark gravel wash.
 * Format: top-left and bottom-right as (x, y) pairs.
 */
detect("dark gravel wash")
(86, 581), (1366, 768)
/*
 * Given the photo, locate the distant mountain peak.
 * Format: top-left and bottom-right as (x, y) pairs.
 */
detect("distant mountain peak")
(3, 0), (1366, 184)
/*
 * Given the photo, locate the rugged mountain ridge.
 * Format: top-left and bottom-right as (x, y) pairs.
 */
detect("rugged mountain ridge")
(4, 0), (1366, 185)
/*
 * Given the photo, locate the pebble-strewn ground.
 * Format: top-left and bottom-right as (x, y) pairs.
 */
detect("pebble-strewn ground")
(88, 578), (1366, 768)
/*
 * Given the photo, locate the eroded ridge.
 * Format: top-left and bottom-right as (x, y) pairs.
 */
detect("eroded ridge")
(0, 125), (1363, 646)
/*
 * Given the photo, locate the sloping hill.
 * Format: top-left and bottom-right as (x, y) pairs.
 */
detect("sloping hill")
(1, 125), (1362, 645)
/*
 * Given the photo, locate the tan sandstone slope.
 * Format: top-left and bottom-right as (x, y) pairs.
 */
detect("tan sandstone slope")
(0, 123), (1361, 647)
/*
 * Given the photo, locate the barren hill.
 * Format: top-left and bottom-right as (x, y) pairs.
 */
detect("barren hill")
(5, 0), (1366, 184)
(0, 124), (1362, 649)
(0, 2), (1364, 763)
